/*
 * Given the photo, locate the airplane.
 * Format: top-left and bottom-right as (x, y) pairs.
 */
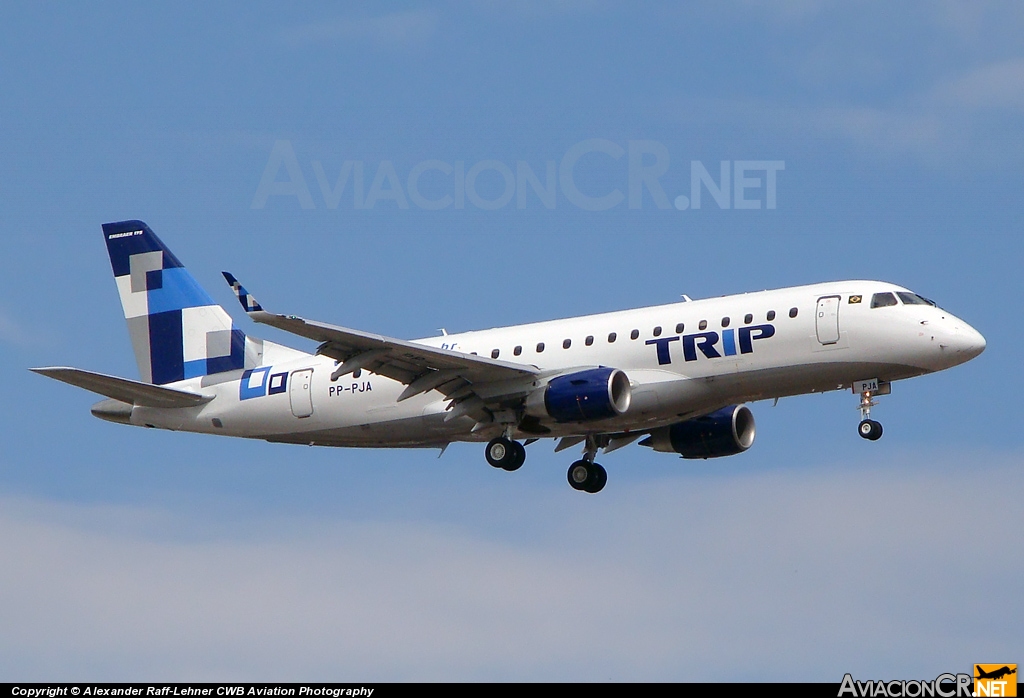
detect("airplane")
(32, 220), (987, 493)
(975, 666), (1016, 681)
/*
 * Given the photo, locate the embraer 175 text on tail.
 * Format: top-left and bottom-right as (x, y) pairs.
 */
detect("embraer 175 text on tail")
(33, 221), (986, 493)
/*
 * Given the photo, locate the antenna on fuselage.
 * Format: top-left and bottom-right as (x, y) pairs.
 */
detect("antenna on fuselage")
(681, 295), (692, 302)
(439, 328), (448, 336)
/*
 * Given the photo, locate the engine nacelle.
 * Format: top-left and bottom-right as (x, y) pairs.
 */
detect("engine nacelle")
(642, 405), (755, 458)
(525, 367), (632, 423)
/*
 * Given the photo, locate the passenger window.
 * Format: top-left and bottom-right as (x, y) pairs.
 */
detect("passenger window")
(699, 320), (707, 330)
(608, 332), (617, 343)
(675, 323), (684, 334)
(513, 345), (522, 356)
(721, 317), (730, 328)
(630, 329), (639, 340)
(536, 342), (545, 352)
(653, 326), (662, 337)
(789, 307), (798, 318)
(563, 339), (571, 349)
(744, 313), (753, 324)
(767, 310), (776, 321)
(871, 292), (898, 308)
(491, 349), (499, 359)
(585, 335), (594, 346)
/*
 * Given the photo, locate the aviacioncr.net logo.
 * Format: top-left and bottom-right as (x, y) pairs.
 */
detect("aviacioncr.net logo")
(974, 665), (1017, 698)
(838, 673), (973, 698)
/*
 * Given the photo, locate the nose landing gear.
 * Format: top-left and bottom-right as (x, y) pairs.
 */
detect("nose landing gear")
(856, 382), (883, 441)
(858, 418), (883, 440)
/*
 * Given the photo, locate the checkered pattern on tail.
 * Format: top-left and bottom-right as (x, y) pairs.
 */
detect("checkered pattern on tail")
(222, 272), (263, 312)
(102, 220), (261, 385)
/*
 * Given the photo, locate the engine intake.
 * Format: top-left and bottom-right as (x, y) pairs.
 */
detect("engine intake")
(526, 367), (631, 423)
(642, 405), (755, 458)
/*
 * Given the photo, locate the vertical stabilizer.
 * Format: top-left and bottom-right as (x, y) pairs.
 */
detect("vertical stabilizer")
(102, 220), (262, 384)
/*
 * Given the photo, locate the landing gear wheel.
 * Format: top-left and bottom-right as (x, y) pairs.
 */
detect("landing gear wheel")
(486, 437), (511, 468)
(486, 437), (526, 470)
(568, 460), (590, 490)
(858, 419), (883, 441)
(567, 460), (607, 493)
(504, 440), (526, 472)
(585, 463), (607, 493)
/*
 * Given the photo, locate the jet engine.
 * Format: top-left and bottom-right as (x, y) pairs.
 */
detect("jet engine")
(525, 367), (631, 423)
(641, 405), (755, 458)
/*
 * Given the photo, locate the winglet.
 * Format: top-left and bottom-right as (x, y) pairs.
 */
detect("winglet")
(222, 272), (264, 313)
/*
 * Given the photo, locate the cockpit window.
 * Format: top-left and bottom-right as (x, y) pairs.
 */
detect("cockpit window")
(897, 292), (936, 307)
(871, 292), (898, 308)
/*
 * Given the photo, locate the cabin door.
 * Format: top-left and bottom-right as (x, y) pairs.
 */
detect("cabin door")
(289, 369), (314, 418)
(815, 295), (841, 345)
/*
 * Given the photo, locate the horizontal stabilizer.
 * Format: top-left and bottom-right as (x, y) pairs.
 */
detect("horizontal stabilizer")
(30, 367), (213, 408)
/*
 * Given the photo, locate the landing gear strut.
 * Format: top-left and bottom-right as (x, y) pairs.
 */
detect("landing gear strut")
(566, 436), (607, 493)
(485, 436), (526, 471)
(857, 386), (883, 441)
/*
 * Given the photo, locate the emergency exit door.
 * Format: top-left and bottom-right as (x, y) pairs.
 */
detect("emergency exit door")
(815, 295), (841, 345)
(289, 369), (314, 418)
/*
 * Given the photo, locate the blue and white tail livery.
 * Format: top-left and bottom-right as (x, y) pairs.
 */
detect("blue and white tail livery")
(102, 220), (262, 385)
(33, 220), (986, 493)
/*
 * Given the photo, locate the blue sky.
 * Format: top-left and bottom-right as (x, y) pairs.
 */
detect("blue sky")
(1, 1), (1022, 681)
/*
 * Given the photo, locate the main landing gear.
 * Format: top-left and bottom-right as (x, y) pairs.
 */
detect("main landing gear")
(857, 384), (883, 441)
(567, 436), (607, 494)
(567, 459), (607, 494)
(483, 433), (608, 493)
(485, 436), (526, 471)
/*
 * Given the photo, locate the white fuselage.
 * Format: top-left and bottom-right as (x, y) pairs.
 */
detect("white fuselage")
(127, 280), (985, 448)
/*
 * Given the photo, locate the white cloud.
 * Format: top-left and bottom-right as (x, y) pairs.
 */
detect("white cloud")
(282, 10), (438, 49)
(1, 453), (1021, 680)
(802, 61), (1024, 161)
(0, 307), (46, 348)
(669, 51), (1024, 165)
(931, 1), (1024, 48)
(0, 310), (26, 345)
(653, 1), (1024, 165)
(668, 95), (952, 162)
(934, 58), (1024, 112)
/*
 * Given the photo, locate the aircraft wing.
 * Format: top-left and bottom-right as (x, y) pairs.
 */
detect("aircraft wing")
(223, 273), (539, 409)
(30, 367), (213, 408)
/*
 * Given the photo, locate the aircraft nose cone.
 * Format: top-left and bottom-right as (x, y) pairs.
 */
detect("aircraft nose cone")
(955, 323), (986, 360)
